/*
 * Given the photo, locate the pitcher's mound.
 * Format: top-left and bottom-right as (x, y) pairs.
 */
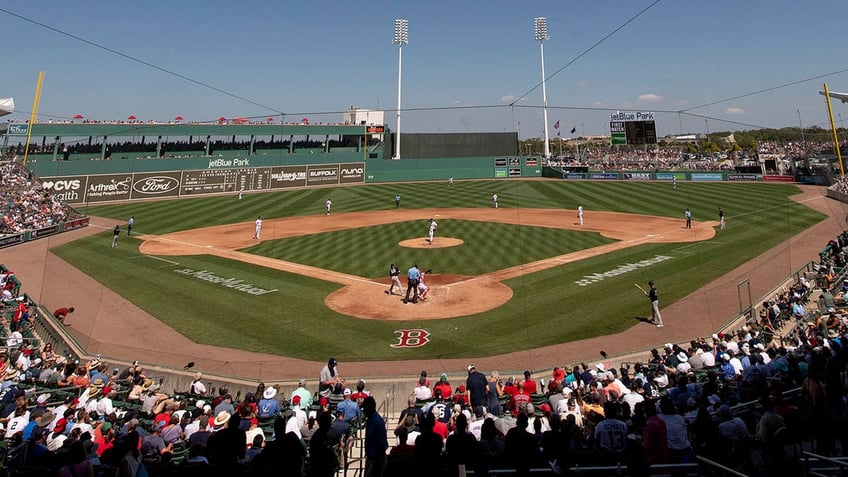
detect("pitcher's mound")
(399, 237), (464, 249)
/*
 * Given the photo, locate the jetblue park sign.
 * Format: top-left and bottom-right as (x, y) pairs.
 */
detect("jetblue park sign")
(7, 124), (29, 135)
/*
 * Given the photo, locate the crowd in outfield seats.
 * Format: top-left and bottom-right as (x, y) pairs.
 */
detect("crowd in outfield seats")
(0, 159), (78, 235)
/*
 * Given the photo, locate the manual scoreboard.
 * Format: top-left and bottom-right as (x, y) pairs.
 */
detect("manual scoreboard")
(610, 111), (657, 145)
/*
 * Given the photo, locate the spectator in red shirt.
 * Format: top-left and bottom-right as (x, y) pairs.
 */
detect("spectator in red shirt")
(433, 374), (452, 401)
(522, 370), (537, 395)
(503, 377), (518, 397)
(510, 381), (531, 416)
(53, 307), (75, 325)
(453, 385), (468, 407)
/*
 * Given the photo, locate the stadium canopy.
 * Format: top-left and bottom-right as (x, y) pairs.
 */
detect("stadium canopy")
(0, 98), (13, 117)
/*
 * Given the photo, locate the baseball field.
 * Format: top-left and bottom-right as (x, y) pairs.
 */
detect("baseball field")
(51, 179), (824, 362)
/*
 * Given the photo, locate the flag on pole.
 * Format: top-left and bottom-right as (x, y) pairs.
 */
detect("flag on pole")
(570, 126), (577, 134)
(553, 120), (560, 129)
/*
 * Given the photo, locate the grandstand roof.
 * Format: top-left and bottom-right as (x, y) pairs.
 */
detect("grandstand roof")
(0, 122), (384, 138)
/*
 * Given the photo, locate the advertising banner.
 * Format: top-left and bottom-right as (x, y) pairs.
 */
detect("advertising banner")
(494, 158), (507, 167)
(339, 163), (365, 184)
(30, 224), (62, 239)
(84, 174), (133, 202)
(494, 168), (508, 178)
(508, 167), (521, 177)
(763, 175), (795, 183)
(656, 172), (684, 181)
(525, 157), (538, 166)
(40, 176), (88, 204)
(727, 174), (759, 182)
(307, 164), (340, 186)
(0, 234), (25, 248)
(63, 217), (90, 231)
(131, 172), (182, 199)
(623, 172), (652, 180)
(563, 173), (586, 180)
(270, 166), (307, 189)
(690, 173), (723, 181)
(591, 172), (619, 180)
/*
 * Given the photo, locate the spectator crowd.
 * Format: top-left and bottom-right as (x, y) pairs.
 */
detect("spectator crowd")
(0, 159), (80, 235)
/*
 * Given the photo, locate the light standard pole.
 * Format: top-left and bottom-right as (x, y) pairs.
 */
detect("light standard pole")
(393, 19), (408, 160)
(797, 108), (806, 153)
(534, 17), (551, 160)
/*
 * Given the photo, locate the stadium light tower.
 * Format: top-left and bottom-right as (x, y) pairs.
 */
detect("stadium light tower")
(393, 19), (409, 160)
(534, 17), (551, 159)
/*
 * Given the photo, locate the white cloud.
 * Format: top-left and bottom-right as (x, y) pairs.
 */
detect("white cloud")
(501, 95), (527, 104)
(636, 93), (663, 104)
(726, 107), (744, 115)
(577, 80), (589, 88)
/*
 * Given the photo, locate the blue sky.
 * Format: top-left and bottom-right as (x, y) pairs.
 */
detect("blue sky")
(3, 1), (847, 138)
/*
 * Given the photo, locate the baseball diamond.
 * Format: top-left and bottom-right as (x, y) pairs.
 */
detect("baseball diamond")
(41, 179), (828, 376)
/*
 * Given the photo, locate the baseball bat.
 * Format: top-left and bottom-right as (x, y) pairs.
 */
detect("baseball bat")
(634, 283), (647, 295)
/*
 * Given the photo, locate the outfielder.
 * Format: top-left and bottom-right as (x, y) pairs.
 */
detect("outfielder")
(325, 198), (332, 215)
(578, 204), (584, 225)
(253, 216), (262, 240)
(492, 193), (499, 208)
(719, 207), (725, 229)
(386, 264), (404, 296)
(428, 218), (438, 245)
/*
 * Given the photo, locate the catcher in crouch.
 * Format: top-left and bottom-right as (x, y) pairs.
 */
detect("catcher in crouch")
(418, 268), (433, 300)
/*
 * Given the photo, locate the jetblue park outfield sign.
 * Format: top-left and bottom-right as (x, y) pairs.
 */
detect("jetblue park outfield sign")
(40, 162), (364, 204)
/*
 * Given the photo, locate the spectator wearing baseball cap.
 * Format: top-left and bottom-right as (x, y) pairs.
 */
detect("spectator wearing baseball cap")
(337, 388), (360, 423)
(291, 379), (313, 410)
(141, 420), (172, 461)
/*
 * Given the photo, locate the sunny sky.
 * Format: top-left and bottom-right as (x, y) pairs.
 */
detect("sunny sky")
(3, 1), (847, 138)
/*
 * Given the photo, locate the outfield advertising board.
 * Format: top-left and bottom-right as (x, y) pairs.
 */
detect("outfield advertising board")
(131, 172), (181, 199)
(494, 168), (508, 178)
(41, 162), (364, 204)
(591, 172), (619, 180)
(339, 163), (365, 184)
(727, 174), (759, 182)
(307, 164), (340, 186)
(623, 172), (652, 181)
(86, 174), (133, 202)
(656, 173), (685, 181)
(270, 166), (307, 189)
(690, 173), (723, 181)
(763, 175), (795, 183)
(563, 173), (587, 180)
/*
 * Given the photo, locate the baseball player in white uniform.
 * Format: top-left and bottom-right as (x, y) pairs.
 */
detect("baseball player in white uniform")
(253, 216), (262, 240)
(578, 204), (584, 225)
(492, 193), (499, 208)
(325, 198), (332, 215)
(428, 218), (437, 244)
(418, 268), (432, 300)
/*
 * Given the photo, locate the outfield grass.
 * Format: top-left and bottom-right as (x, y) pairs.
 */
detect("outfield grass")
(52, 180), (825, 361)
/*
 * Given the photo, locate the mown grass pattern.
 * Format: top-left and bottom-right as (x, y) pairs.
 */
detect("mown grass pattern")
(52, 180), (826, 361)
(243, 220), (616, 278)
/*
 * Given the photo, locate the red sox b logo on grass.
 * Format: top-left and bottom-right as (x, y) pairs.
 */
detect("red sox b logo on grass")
(391, 329), (430, 348)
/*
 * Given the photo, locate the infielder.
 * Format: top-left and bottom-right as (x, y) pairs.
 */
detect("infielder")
(325, 198), (332, 215)
(684, 208), (692, 229)
(492, 193), (499, 208)
(386, 264), (404, 296)
(253, 216), (262, 240)
(448, 177), (454, 188)
(127, 216), (134, 236)
(578, 204), (584, 225)
(428, 218), (438, 244)
(719, 207), (725, 229)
